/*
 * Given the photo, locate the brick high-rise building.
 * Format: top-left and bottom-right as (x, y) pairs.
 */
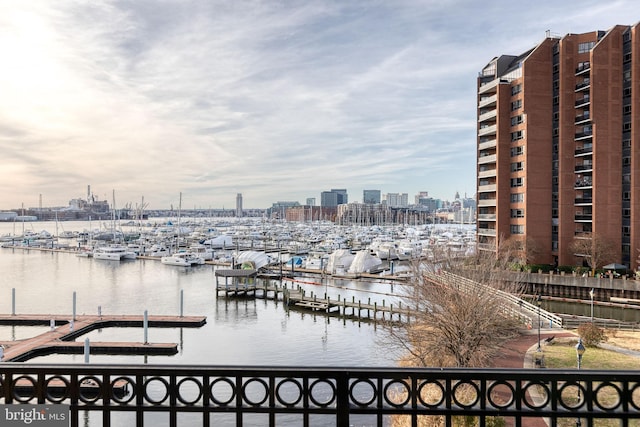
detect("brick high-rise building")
(476, 24), (640, 268)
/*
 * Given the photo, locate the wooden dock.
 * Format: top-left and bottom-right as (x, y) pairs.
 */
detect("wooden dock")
(216, 280), (412, 322)
(0, 313), (206, 362)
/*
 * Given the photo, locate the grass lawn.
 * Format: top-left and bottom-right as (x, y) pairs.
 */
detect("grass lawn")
(542, 338), (639, 369)
(538, 337), (639, 427)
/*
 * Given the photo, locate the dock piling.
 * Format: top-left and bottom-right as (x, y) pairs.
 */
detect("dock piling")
(143, 310), (149, 344)
(73, 291), (77, 321)
(180, 289), (184, 318)
(84, 338), (90, 363)
(11, 288), (16, 316)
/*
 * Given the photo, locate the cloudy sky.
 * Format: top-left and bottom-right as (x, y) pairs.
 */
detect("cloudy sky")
(0, 1), (636, 210)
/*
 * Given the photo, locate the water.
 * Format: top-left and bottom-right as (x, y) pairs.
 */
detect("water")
(0, 227), (399, 367)
(0, 221), (407, 425)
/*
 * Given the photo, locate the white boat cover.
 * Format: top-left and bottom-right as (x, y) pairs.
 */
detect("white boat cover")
(348, 250), (382, 273)
(235, 251), (273, 270)
(326, 249), (355, 273)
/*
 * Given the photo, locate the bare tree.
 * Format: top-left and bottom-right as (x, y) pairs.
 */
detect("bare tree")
(569, 232), (617, 274)
(384, 253), (524, 368)
(498, 235), (541, 267)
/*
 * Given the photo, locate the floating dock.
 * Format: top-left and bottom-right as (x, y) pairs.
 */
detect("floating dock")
(0, 313), (206, 362)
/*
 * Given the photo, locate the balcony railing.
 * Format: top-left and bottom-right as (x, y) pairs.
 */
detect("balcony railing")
(1, 364), (638, 427)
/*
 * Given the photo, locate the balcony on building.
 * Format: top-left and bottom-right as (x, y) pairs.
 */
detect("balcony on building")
(478, 139), (497, 152)
(575, 96), (591, 108)
(575, 143), (593, 156)
(575, 79), (590, 92)
(478, 109), (497, 123)
(478, 183), (496, 192)
(575, 161), (593, 172)
(575, 112), (590, 124)
(575, 176), (593, 188)
(478, 78), (499, 95)
(477, 213), (497, 221)
(575, 61), (591, 75)
(574, 197), (593, 205)
(574, 130), (593, 140)
(478, 154), (496, 165)
(478, 167), (496, 178)
(478, 94), (497, 108)
(477, 227), (497, 236)
(478, 124), (497, 137)
(478, 198), (496, 207)
(575, 212), (593, 222)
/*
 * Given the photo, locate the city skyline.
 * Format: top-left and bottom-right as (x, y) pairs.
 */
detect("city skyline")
(0, 1), (636, 210)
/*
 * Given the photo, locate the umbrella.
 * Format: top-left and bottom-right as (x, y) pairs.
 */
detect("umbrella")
(602, 263), (627, 270)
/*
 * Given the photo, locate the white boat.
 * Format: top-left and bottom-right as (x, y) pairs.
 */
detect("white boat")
(161, 252), (205, 266)
(396, 240), (423, 261)
(375, 242), (398, 260)
(93, 245), (137, 261)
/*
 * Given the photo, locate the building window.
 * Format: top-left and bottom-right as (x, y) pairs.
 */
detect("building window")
(510, 193), (524, 203)
(624, 105), (631, 114)
(510, 225), (524, 234)
(623, 139), (631, 148)
(511, 84), (522, 95)
(623, 226), (630, 238)
(552, 96), (559, 105)
(578, 41), (596, 53)
(510, 177), (524, 187)
(624, 70), (631, 83)
(511, 99), (522, 111)
(510, 146), (524, 157)
(623, 156), (631, 166)
(510, 209), (524, 218)
(511, 130), (524, 141)
(511, 115), (524, 126)
(624, 87), (632, 97)
(623, 53), (631, 63)
(623, 191), (630, 200)
(511, 162), (524, 172)
(623, 122), (631, 132)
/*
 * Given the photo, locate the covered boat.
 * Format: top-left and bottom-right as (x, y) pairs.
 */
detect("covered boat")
(348, 250), (382, 274)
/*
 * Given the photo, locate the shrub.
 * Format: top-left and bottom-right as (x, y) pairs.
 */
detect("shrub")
(577, 323), (608, 347)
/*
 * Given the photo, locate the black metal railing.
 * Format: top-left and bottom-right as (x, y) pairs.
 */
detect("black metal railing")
(1, 364), (639, 427)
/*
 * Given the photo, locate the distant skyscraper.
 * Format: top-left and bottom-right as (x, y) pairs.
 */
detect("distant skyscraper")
(363, 190), (381, 204)
(385, 193), (408, 208)
(414, 191), (429, 205)
(321, 189), (348, 207)
(306, 197), (316, 206)
(235, 193), (243, 217)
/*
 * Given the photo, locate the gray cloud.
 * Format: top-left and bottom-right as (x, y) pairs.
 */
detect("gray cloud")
(0, 0), (635, 208)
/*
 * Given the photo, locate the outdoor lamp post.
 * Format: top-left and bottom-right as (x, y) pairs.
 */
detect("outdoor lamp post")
(589, 288), (594, 322)
(537, 294), (542, 351)
(575, 338), (586, 427)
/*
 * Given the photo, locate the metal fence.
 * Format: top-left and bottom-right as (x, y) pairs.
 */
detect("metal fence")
(1, 364), (639, 427)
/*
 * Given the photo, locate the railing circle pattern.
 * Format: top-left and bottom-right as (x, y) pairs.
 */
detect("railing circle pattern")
(209, 377), (236, 406)
(44, 375), (71, 403)
(308, 378), (336, 407)
(77, 375), (103, 404)
(2, 369), (636, 424)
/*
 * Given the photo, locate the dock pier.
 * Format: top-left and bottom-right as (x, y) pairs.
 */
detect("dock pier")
(215, 276), (411, 323)
(0, 313), (206, 362)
